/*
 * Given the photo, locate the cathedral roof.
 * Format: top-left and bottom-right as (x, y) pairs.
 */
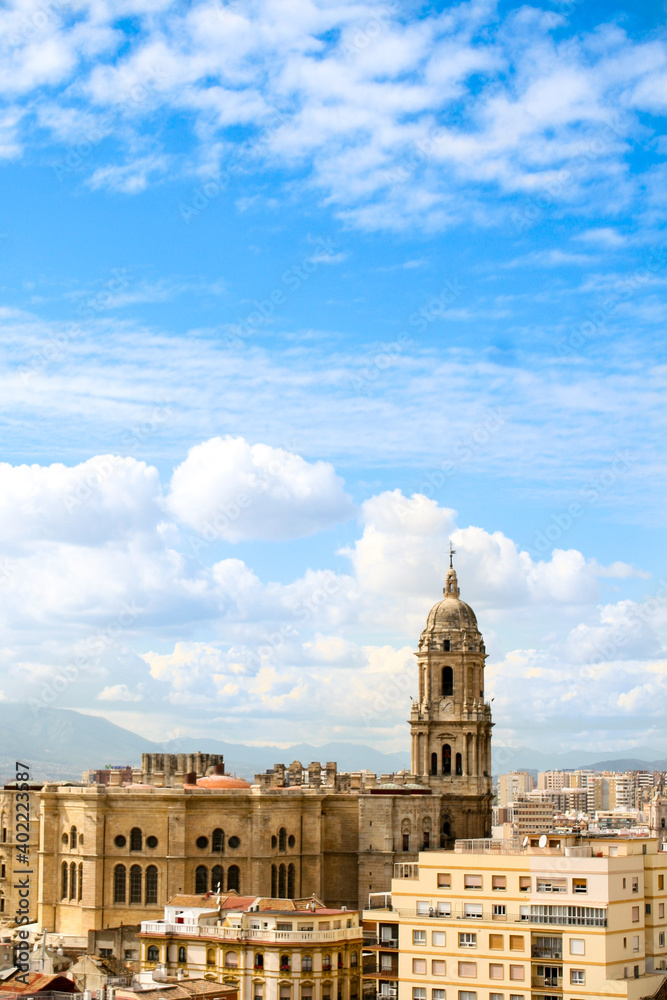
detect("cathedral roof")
(423, 560), (479, 633)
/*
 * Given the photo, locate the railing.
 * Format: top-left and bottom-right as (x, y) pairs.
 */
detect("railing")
(531, 947), (563, 959)
(388, 905), (607, 928)
(141, 922), (363, 943)
(454, 838), (524, 855)
(363, 934), (398, 950)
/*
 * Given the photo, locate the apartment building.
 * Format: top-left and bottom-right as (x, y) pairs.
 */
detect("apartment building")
(497, 777), (535, 810)
(139, 892), (363, 1000)
(363, 835), (667, 1000)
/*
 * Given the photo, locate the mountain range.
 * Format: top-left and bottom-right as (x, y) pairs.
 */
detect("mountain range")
(1, 704), (665, 782)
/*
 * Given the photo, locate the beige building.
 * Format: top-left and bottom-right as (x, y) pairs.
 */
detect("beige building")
(0, 781), (42, 923)
(497, 775), (534, 810)
(0, 561), (492, 939)
(139, 892), (363, 1000)
(365, 834), (667, 1000)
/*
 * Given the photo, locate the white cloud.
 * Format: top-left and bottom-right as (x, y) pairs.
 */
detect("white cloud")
(97, 683), (144, 702)
(167, 436), (355, 541)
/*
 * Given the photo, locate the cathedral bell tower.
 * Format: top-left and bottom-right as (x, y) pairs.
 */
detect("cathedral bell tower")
(410, 547), (493, 841)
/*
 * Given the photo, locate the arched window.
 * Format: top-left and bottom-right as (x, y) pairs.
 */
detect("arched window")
(280, 955), (291, 973)
(442, 744), (451, 775)
(114, 864), (126, 903)
(443, 640), (450, 652)
(227, 865), (240, 893)
(271, 864), (277, 897)
(323, 954), (331, 971)
(455, 753), (463, 776)
(145, 865), (158, 905)
(0, 894), (4, 913)
(195, 866), (208, 894)
(130, 864), (142, 903)
(178, 947), (186, 964)
(69, 861), (77, 900)
(254, 954), (264, 970)
(212, 865), (224, 893)
(225, 952), (238, 968)
(430, 753), (438, 776)
(442, 666), (453, 696)
(61, 861), (68, 899)
(212, 828), (224, 853)
(147, 946), (159, 963)
(287, 863), (295, 899)
(130, 827), (142, 852)
(278, 863), (286, 897)
(70, 826), (77, 849)
(78, 862), (83, 901)
(278, 827), (287, 852)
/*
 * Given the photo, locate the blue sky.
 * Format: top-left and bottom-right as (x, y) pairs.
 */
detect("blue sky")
(0, 0), (665, 759)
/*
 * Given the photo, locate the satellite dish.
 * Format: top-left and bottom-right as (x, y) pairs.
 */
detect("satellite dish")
(522, 836), (529, 847)
(539, 834), (548, 848)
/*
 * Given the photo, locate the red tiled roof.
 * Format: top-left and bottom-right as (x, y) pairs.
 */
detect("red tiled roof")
(0, 973), (79, 994)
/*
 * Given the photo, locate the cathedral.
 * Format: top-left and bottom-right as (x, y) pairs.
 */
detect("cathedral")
(1, 558), (493, 936)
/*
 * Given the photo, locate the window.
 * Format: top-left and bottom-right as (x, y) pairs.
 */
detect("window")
(423, 832), (430, 849)
(432, 932), (446, 946)
(458, 962), (477, 977)
(115, 834), (126, 848)
(442, 666), (453, 696)
(287, 863), (295, 898)
(212, 864), (224, 893)
(61, 862), (68, 899)
(633, 935), (639, 952)
(646, 904), (652, 915)
(412, 991), (426, 1000)
(492, 904), (506, 920)
(437, 873), (451, 889)
(659, 933), (665, 948)
(255, 953), (264, 969)
(660, 904), (665, 918)
(464, 874), (482, 890)
(632, 877), (639, 893)
(458, 994), (477, 1000)
(69, 861), (76, 900)
(490, 995), (504, 1000)
(129, 864), (142, 904)
(351, 951), (358, 967)
(225, 952), (238, 967)
(323, 954), (331, 970)
(227, 865), (240, 892)
(537, 878), (566, 893)
(489, 935), (503, 950)
(280, 954), (290, 972)
(432, 992), (445, 1000)
(464, 903), (483, 919)
(489, 964), (503, 980)
(195, 865), (208, 894)
(623, 878), (626, 889)
(279, 828), (287, 852)
(509, 936), (523, 952)
(146, 835), (158, 849)
(70, 826), (77, 849)
(509, 965), (524, 981)
(146, 946), (159, 963)
(431, 961), (446, 975)
(632, 906), (640, 923)
(113, 864), (126, 903)
(659, 875), (665, 890)
(455, 754), (463, 776)
(443, 744), (452, 775)
(78, 862), (83, 901)
(130, 827), (142, 851)
(437, 902), (451, 916)
(492, 876), (506, 891)
(570, 970), (585, 985)
(178, 947), (186, 963)
(443, 640), (450, 652)
(519, 877), (530, 892)
(196, 836), (208, 849)
(413, 930), (426, 945)
(403, 834), (410, 852)
(145, 865), (158, 905)
(458, 933), (476, 948)
(569, 938), (585, 955)
(417, 901), (430, 915)
(412, 959), (426, 974)
(573, 878), (587, 894)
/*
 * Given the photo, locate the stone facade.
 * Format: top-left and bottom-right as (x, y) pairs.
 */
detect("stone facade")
(2, 562), (493, 937)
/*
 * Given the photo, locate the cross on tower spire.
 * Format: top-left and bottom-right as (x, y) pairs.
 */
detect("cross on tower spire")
(449, 540), (456, 569)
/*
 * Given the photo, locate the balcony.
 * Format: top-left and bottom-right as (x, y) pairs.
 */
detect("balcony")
(362, 957), (398, 978)
(141, 922), (363, 944)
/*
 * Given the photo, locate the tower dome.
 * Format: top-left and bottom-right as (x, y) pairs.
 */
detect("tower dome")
(421, 553), (480, 637)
